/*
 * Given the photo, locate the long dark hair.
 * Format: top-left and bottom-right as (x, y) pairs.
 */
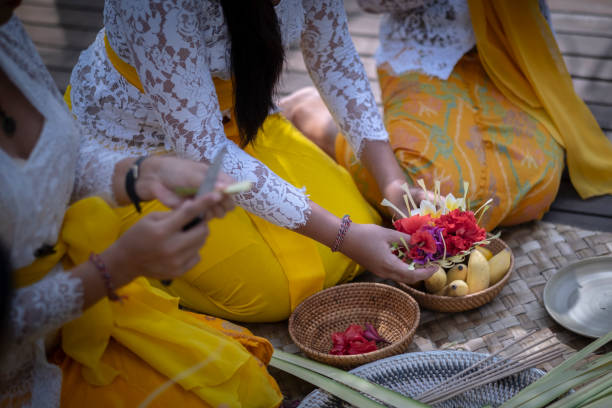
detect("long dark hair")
(219, 0), (285, 146)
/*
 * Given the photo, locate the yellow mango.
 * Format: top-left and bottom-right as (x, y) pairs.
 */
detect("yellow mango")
(466, 250), (490, 294)
(425, 266), (447, 293)
(488, 248), (511, 285)
(447, 264), (467, 282)
(447, 280), (469, 297)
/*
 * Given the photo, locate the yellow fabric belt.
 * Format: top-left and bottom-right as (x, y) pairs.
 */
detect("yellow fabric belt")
(468, 0), (612, 198)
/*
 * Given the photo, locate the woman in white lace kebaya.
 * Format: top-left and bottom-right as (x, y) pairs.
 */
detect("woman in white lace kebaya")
(285, 0), (612, 230)
(0, 7), (284, 407)
(67, 0), (436, 323)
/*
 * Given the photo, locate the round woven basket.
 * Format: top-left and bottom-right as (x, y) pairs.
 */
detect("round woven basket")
(399, 238), (514, 312)
(288, 283), (420, 368)
(299, 350), (544, 408)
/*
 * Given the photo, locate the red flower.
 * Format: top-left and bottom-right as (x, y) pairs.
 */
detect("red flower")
(410, 229), (438, 254)
(330, 324), (379, 355)
(434, 209), (486, 255)
(346, 339), (377, 355)
(393, 214), (431, 235)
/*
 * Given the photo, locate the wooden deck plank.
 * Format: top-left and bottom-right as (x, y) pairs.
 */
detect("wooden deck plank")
(22, 0), (103, 12)
(573, 78), (612, 105)
(551, 13), (612, 37)
(548, 0), (612, 17)
(587, 103), (612, 131)
(543, 210), (612, 232)
(555, 33), (612, 58)
(563, 56), (612, 81)
(15, 4), (102, 30)
(550, 180), (612, 217)
(17, 23), (98, 50)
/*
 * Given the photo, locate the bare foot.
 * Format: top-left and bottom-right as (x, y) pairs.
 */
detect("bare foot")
(279, 87), (339, 159)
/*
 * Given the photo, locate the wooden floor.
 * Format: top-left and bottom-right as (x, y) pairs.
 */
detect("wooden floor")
(15, 0), (612, 232)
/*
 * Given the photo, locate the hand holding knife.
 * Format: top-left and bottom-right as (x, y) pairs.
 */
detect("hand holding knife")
(161, 147), (228, 286)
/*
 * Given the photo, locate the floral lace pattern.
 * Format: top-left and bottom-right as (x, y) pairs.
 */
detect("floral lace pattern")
(1, 17), (85, 408)
(69, 0), (388, 228)
(360, 0), (552, 80)
(363, 0), (476, 79)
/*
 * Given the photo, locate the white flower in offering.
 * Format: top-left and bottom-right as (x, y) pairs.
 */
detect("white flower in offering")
(442, 193), (466, 214)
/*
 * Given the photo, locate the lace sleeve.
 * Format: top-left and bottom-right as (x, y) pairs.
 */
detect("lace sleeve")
(301, 0), (388, 157)
(70, 122), (129, 204)
(9, 269), (83, 345)
(357, 0), (431, 13)
(115, 0), (311, 228)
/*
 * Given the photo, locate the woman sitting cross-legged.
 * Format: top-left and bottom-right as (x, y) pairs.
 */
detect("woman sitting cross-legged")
(67, 0), (437, 323)
(0, 8), (282, 408)
(282, 0), (612, 231)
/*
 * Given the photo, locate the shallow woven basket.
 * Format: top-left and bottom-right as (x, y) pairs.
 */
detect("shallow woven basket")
(399, 238), (514, 312)
(299, 350), (544, 408)
(288, 283), (420, 368)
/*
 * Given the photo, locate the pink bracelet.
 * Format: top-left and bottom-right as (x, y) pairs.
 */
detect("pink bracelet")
(89, 253), (121, 302)
(331, 215), (352, 252)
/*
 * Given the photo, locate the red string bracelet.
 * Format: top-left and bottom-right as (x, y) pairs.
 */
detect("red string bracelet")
(89, 253), (122, 302)
(331, 214), (352, 252)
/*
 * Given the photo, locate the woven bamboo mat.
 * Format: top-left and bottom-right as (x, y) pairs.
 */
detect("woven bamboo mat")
(243, 221), (612, 401)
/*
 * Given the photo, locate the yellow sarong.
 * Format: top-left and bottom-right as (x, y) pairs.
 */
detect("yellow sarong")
(65, 34), (380, 322)
(15, 197), (282, 408)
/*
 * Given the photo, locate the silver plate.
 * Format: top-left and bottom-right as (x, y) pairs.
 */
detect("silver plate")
(543, 256), (612, 338)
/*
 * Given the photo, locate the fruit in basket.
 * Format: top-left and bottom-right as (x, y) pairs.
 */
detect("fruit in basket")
(447, 264), (467, 282)
(425, 266), (447, 293)
(488, 248), (511, 285)
(475, 246), (494, 260)
(434, 284), (449, 296)
(447, 280), (469, 296)
(466, 250), (490, 294)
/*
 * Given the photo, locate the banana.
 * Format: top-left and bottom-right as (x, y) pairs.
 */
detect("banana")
(424, 266), (447, 293)
(447, 280), (469, 297)
(475, 246), (494, 261)
(447, 264), (467, 282)
(466, 250), (490, 294)
(488, 248), (511, 285)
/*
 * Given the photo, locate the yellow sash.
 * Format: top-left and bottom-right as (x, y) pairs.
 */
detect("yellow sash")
(15, 197), (280, 407)
(468, 0), (612, 198)
(101, 33), (327, 310)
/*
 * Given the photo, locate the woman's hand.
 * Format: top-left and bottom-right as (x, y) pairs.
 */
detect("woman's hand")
(381, 178), (432, 218)
(137, 155), (234, 211)
(341, 223), (437, 284)
(113, 155), (235, 219)
(103, 193), (223, 284)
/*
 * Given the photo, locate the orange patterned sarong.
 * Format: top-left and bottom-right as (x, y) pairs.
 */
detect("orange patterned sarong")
(336, 51), (564, 231)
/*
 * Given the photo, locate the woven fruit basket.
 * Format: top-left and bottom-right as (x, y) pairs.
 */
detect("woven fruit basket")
(399, 238), (514, 312)
(288, 283), (420, 368)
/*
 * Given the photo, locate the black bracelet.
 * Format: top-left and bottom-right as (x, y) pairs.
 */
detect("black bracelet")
(125, 156), (147, 213)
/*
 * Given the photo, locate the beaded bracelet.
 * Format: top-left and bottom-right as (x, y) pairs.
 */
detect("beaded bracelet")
(331, 214), (352, 252)
(89, 253), (121, 302)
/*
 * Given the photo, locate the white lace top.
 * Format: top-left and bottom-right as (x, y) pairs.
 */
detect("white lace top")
(358, 0), (475, 79)
(360, 0), (551, 80)
(68, 0), (388, 228)
(0, 17), (99, 407)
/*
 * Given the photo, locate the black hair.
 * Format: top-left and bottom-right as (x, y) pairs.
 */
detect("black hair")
(219, 0), (285, 147)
